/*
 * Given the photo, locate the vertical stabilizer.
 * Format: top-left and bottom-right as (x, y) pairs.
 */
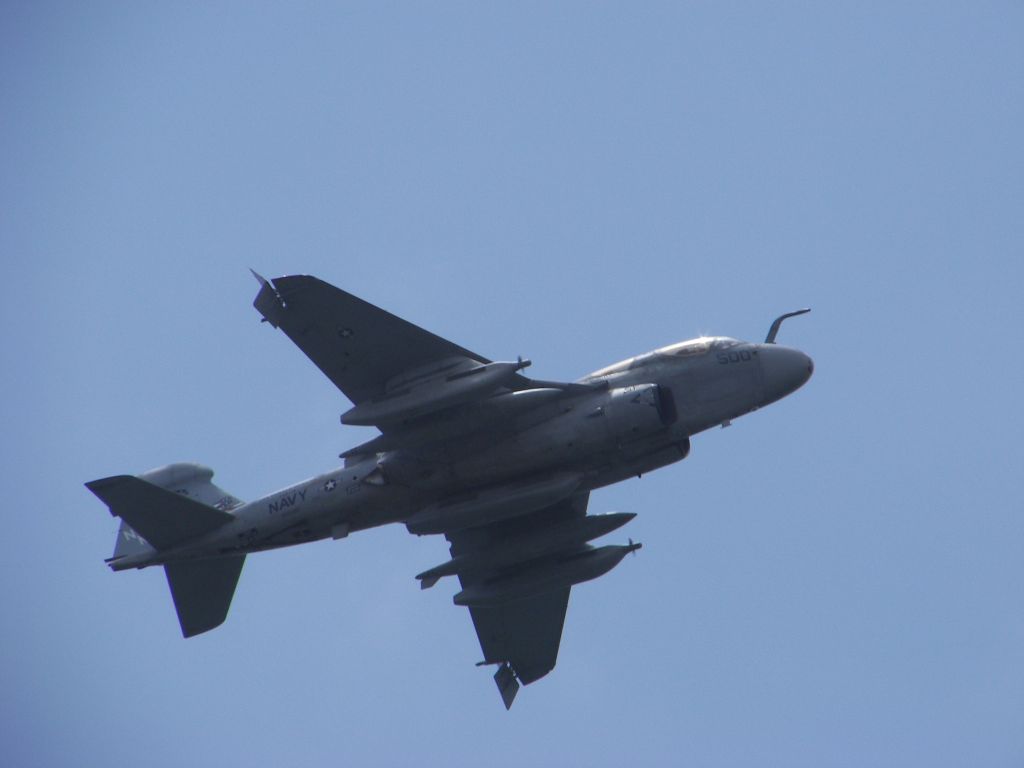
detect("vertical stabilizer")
(112, 520), (151, 560)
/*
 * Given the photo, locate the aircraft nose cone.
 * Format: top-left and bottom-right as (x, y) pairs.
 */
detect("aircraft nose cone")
(759, 345), (813, 405)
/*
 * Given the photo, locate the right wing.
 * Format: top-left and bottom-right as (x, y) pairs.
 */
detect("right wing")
(252, 273), (606, 440)
(253, 274), (492, 406)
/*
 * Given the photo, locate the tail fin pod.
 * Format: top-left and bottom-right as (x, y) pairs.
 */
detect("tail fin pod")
(138, 462), (242, 511)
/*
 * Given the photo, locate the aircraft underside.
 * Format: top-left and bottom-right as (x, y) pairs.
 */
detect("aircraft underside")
(86, 272), (812, 708)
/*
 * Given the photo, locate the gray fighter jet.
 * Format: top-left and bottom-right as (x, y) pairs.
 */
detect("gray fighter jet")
(86, 274), (813, 708)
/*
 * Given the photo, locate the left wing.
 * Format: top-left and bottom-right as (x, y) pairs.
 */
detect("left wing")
(469, 588), (571, 680)
(443, 493), (589, 708)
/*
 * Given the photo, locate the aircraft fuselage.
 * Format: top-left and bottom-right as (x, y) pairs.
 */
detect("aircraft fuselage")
(110, 338), (812, 571)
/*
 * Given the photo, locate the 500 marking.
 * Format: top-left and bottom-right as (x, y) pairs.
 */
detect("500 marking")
(717, 350), (753, 365)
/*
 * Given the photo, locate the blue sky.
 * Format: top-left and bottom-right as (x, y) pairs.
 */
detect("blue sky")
(3, 3), (1022, 766)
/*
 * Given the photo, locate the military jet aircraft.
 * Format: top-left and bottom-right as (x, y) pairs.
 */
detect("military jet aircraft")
(86, 273), (812, 708)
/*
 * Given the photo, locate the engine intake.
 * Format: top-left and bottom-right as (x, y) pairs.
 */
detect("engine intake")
(600, 383), (676, 441)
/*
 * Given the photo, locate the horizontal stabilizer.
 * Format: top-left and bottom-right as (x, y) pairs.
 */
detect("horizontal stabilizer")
(85, 475), (235, 550)
(165, 556), (245, 637)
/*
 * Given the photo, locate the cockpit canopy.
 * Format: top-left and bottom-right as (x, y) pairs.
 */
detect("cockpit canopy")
(656, 336), (740, 357)
(585, 336), (742, 379)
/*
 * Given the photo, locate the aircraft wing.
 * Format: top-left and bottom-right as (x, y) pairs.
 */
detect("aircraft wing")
(467, 588), (570, 685)
(444, 492), (588, 707)
(253, 274), (492, 406)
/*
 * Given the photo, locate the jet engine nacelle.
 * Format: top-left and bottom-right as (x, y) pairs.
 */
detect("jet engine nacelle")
(599, 383), (676, 441)
(399, 383), (679, 489)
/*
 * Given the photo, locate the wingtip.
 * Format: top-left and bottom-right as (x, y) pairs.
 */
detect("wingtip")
(249, 268), (268, 287)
